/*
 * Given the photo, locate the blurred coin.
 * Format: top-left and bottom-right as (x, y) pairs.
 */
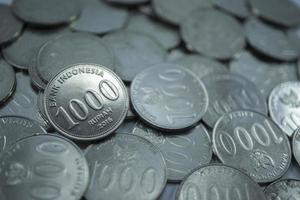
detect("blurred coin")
(12, 0), (82, 26)
(269, 82), (300, 137)
(0, 59), (15, 104)
(213, 0), (249, 18)
(293, 128), (300, 167)
(132, 122), (212, 181)
(264, 179), (300, 199)
(0, 134), (89, 200)
(37, 32), (115, 83)
(105, 0), (149, 5)
(201, 73), (267, 128)
(287, 27), (300, 56)
(103, 30), (167, 82)
(181, 8), (245, 59)
(176, 164), (266, 200)
(249, 0), (300, 27)
(44, 64), (129, 141)
(213, 110), (291, 183)
(131, 63), (208, 131)
(245, 17), (298, 61)
(152, 0), (212, 25)
(84, 134), (167, 200)
(71, 0), (128, 34)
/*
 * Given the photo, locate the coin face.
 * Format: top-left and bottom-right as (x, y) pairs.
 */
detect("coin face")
(202, 73), (267, 128)
(176, 164), (266, 200)
(131, 122), (212, 181)
(213, 110), (291, 183)
(44, 64), (129, 141)
(84, 134), (167, 200)
(293, 128), (300, 167)
(131, 63), (208, 131)
(0, 134), (89, 200)
(269, 82), (300, 137)
(181, 8), (245, 59)
(0, 59), (15, 105)
(264, 179), (300, 200)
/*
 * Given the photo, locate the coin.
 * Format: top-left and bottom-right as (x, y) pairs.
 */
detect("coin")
(44, 64), (129, 141)
(103, 30), (167, 82)
(131, 122), (212, 181)
(0, 116), (46, 154)
(249, 0), (300, 27)
(37, 91), (51, 129)
(0, 58), (15, 105)
(213, 110), (291, 183)
(214, 0), (249, 18)
(0, 134), (89, 200)
(269, 82), (300, 137)
(293, 128), (300, 167)
(176, 164), (266, 200)
(131, 63), (208, 131)
(37, 32), (115, 83)
(201, 73), (267, 128)
(152, 0), (212, 25)
(264, 179), (300, 199)
(180, 8), (245, 59)
(12, 0), (82, 26)
(28, 60), (48, 90)
(84, 134), (167, 200)
(245, 17), (298, 61)
(71, 0), (128, 34)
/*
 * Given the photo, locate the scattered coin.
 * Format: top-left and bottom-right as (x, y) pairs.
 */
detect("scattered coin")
(0, 134), (90, 200)
(213, 0), (249, 18)
(131, 63), (208, 131)
(84, 134), (167, 200)
(0, 58), (15, 104)
(293, 128), (300, 167)
(264, 179), (300, 200)
(44, 64), (129, 141)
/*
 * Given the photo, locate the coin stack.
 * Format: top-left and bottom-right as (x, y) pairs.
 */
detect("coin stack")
(1, 0), (300, 199)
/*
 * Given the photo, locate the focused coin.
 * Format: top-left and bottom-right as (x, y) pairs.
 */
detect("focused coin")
(0, 59), (15, 104)
(176, 164), (266, 200)
(213, 110), (291, 183)
(131, 63), (208, 131)
(126, 13), (180, 50)
(180, 8), (245, 59)
(173, 54), (228, 79)
(71, 0), (128, 34)
(37, 32), (115, 83)
(249, 0), (300, 27)
(0, 134), (89, 200)
(201, 73), (267, 128)
(0, 4), (23, 45)
(12, 0), (82, 26)
(44, 64), (129, 141)
(105, 0), (149, 5)
(152, 0), (212, 25)
(132, 122), (212, 181)
(264, 179), (300, 199)
(269, 82), (300, 137)
(213, 0), (249, 18)
(245, 17), (298, 61)
(293, 128), (300, 167)
(103, 30), (167, 82)
(84, 134), (167, 200)
(0, 116), (46, 154)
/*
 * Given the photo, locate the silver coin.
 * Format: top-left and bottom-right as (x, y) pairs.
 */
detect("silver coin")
(44, 64), (129, 141)
(71, 0), (128, 34)
(213, 0), (249, 18)
(176, 164), (266, 200)
(37, 91), (52, 129)
(103, 30), (167, 82)
(213, 110), (291, 183)
(293, 128), (300, 167)
(249, 0), (300, 27)
(173, 54), (228, 79)
(0, 134), (89, 200)
(0, 59), (15, 104)
(131, 122), (212, 181)
(180, 8), (245, 59)
(152, 0), (212, 25)
(245, 17), (298, 61)
(125, 13), (180, 50)
(12, 0), (82, 26)
(269, 82), (300, 137)
(84, 134), (167, 200)
(201, 73), (267, 128)
(131, 63), (208, 131)
(37, 32), (115, 83)
(264, 179), (300, 200)
(28, 59), (48, 90)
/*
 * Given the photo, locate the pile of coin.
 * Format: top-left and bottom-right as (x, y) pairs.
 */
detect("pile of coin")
(1, 0), (300, 199)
